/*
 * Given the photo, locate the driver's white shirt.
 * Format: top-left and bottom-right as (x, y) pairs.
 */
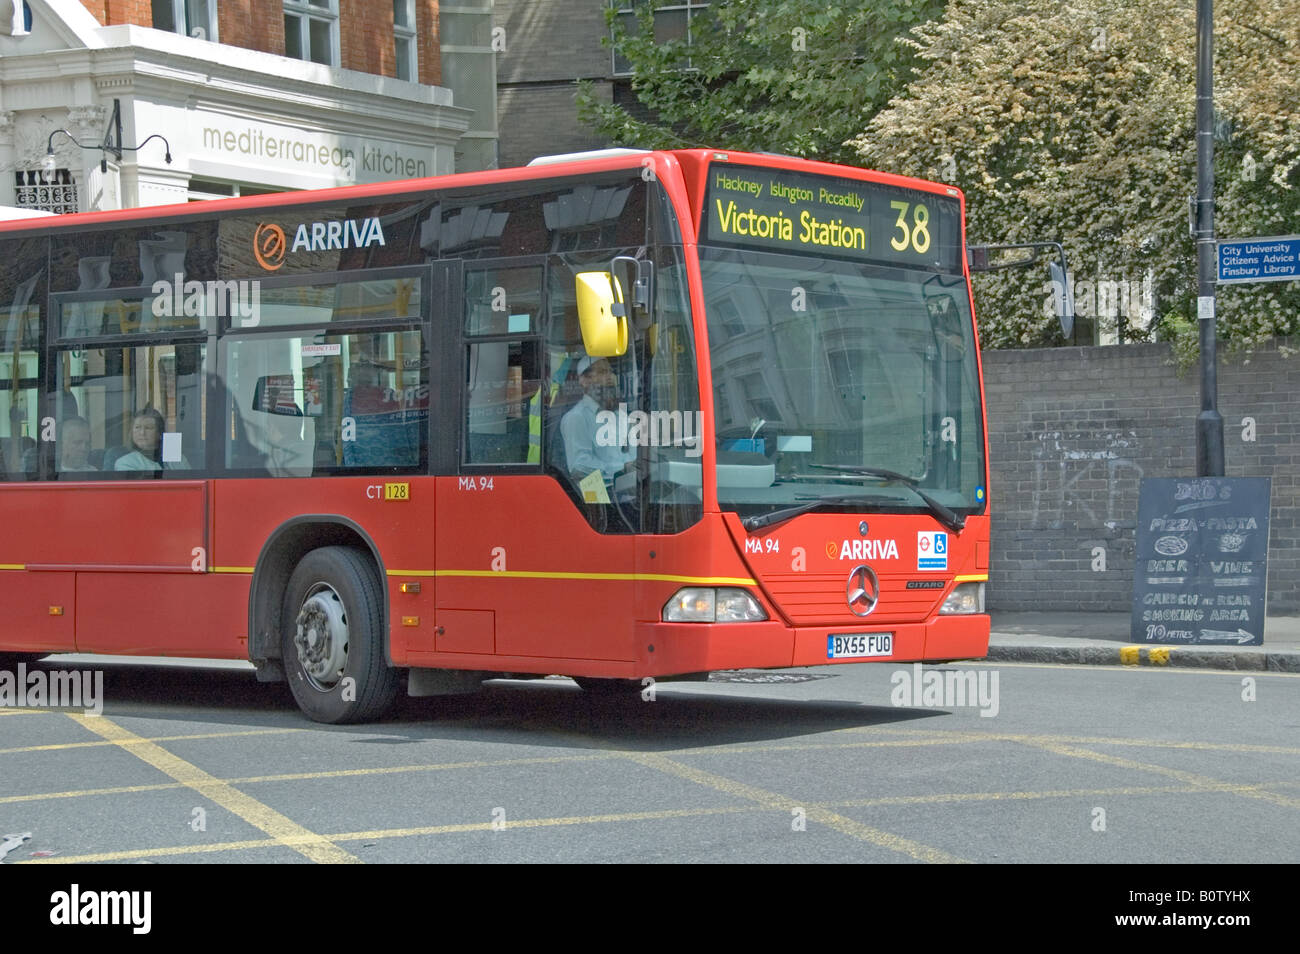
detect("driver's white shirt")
(560, 394), (634, 481)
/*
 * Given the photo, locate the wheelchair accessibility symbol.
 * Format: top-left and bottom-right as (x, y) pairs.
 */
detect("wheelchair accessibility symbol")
(918, 531), (947, 571)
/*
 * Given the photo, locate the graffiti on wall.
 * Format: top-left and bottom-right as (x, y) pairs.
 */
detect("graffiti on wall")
(1029, 429), (1144, 529)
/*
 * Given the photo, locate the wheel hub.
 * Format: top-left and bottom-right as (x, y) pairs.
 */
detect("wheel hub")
(294, 584), (349, 689)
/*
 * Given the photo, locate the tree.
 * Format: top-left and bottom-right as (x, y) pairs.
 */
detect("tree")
(577, 0), (945, 166)
(849, 0), (1300, 353)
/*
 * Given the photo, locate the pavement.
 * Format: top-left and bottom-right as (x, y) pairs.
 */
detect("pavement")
(987, 611), (1300, 672)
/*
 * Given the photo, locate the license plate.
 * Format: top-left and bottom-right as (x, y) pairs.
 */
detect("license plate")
(827, 633), (893, 659)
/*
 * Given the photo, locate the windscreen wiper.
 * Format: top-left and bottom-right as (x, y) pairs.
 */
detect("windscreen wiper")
(742, 494), (885, 533)
(808, 464), (966, 533)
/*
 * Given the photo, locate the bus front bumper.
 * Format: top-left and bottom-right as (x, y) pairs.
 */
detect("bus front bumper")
(635, 614), (990, 675)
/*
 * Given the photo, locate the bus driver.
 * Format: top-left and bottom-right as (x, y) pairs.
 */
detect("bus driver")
(560, 355), (634, 486)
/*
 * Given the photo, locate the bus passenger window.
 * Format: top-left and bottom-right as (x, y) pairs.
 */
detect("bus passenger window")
(2, 256), (42, 480)
(225, 329), (427, 474)
(57, 344), (206, 476)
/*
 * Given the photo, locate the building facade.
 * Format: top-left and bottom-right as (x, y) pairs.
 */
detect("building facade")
(0, 0), (497, 213)
(494, 0), (625, 169)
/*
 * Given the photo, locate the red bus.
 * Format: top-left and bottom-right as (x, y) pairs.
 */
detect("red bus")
(0, 148), (989, 723)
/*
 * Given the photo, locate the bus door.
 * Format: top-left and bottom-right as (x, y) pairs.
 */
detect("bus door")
(429, 256), (640, 667)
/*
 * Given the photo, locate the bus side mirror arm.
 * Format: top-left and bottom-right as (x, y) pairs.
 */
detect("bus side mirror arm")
(611, 255), (654, 316)
(967, 241), (1074, 340)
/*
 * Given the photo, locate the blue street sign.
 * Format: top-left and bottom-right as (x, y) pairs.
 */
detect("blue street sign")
(1217, 235), (1300, 285)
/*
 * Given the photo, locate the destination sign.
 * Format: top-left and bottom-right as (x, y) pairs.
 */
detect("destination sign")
(702, 164), (962, 271)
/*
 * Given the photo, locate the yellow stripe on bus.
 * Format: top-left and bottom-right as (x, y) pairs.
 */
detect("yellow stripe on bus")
(0, 562), (980, 588)
(0, 562), (979, 588)
(388, 569), (757, 586)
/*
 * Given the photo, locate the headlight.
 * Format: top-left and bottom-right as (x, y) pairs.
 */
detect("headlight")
(939, 582), (985, 615)
(663, 587), (768, 622)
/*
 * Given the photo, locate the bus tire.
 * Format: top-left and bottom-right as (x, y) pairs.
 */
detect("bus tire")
(281, 546), (399, 724)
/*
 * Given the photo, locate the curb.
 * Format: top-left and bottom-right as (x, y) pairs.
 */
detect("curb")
(986, 643), (1300, 673)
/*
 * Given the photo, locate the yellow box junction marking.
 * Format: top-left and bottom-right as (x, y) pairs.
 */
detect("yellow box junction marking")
(65, 714), (359, 864)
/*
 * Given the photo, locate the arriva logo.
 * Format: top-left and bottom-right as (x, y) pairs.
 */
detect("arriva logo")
(254, 222), (286, 270)
(255, 217), (386, 270)
(292, 217), (385, 253)
(832, 539), (899, 560)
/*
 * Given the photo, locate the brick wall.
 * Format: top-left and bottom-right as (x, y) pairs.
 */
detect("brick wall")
(81, 1), (151, 22)
(217, 1), (283, 55)
(340, 0), (391, 76)
(498, 83), (610, 168)
(105, 0), (153, 23)
(417, 0), (439, 86)
(983, 340), (1300, 613)
(79, 0), (439, 83)
(493, 0), (610, 85)
(495, 0), (616, 167)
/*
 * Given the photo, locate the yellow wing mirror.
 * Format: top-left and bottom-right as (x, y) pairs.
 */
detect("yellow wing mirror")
(574, 270), (629, 357)
(575, 255), (654, 358)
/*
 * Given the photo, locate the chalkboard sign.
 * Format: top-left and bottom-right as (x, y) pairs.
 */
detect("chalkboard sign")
(1132, 478), (1270, 645)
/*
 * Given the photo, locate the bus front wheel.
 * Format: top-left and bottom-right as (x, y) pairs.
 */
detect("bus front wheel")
(281, 546), (400, 724)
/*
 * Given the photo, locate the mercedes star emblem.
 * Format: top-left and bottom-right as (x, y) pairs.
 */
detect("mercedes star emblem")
(846, 564), (879, 617)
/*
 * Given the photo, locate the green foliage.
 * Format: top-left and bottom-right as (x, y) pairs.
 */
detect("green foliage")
(577, 0), (945, 166)
(851, 0), (1300, 352)
(1154, 310), (1201, 375)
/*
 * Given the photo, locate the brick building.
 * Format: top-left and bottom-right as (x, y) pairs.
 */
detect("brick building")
(496, 0), (673, 169)
(0, 0), (497, 213)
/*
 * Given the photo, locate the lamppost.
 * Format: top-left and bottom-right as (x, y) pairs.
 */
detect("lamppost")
(1194, 0), (1224, 477)
(44, 99), (172, 176)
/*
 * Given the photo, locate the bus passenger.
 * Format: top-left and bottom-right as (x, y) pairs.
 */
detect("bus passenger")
(57, 417), (96, 472)
(114, 408), (190, 471)
(560, 355), (634, 485)
(2, 435), (34, 477)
